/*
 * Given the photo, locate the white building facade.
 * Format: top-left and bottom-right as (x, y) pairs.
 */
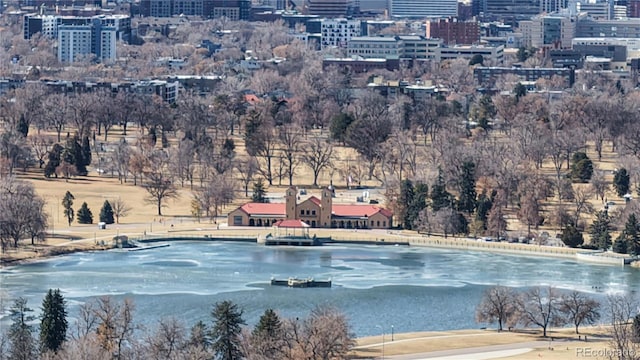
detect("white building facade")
(320, 18), (361, 49)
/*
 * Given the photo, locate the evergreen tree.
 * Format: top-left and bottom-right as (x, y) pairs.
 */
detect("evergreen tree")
(619, 213), (640, 255)
(475, 190), (494, 230)
(589, 210), (612, 250)
(570, 152), (593, 183)
(39, 289), (68, 353)
(62, 135), (87, 176)
(613, 168), (630, 197)
(330, 113), (355, 145)
(252, 309), (281, 338)
(468, 54), (484, 66)
(210, 300), (246, 360)
(398, 179), (415, 229)
(17, 114), (29, 137)
(561, 225), (584, 248)
(471, 95), (496, 131)
(76, 202), (93, 224)
(99, 200), (115, 224)
(81, 136), (92, 167)
(407, 182), (428, 230)
(514, 83), (527, 101)
(44, 144), (63, 178)
(62, 191), (75, 226)
(457, 161), (477, 214)
(8, 297), (37, 360)
(430, 169), (452, 212)
(613, 234), (628, 254)
(188, 320), (210, 350)
(251, 178), (268, 203)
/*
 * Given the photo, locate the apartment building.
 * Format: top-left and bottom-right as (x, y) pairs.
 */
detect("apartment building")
(320, 18), (361, 48)
(576, 18), (640, 38)
(426, 17), (480, 45)
(474, 66), (575, 87)
(138, 0), (251, 19)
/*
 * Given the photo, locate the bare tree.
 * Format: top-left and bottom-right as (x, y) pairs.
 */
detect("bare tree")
(572, 186), (595, 227)
(277, 124), (303, 186)
(607, 294), (640, 360)
(194, 174), (235, 221)
(301, 136), (333, 187)
(110, 198), (130, 224)
(514, 287), (565, 337)
(93, 297), (137, 360)
(144, 317), (186, 360)
(143, 150), (179, 216)
(29, 134), (54, 169)
(282, 305), (354, 360)
(591, 170), (607, 203)
(236, 157), (259, 197)
(0, 177), (48, 251)
(476, 286), (517, 331)
(559, 291), (601, 334)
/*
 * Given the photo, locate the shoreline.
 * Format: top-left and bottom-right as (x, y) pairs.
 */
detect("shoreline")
(1, 225), (637, 268)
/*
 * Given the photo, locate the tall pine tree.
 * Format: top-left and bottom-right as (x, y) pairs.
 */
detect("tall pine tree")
(430, 168), (452, 212)
(398, 179), (415, 229)
(99, 200), (115, 224)
(62, 191), (75, 226)
(76, 202), (93, 224)
(457, 161), (477, 214)
(40, 289), (68, 353)
(617, 213), (640, 255)
(210, 300), (246, 360)
(589, 210), (612, 250)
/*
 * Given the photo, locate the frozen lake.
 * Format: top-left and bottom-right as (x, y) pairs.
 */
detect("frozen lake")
(1, 242), (639, 336)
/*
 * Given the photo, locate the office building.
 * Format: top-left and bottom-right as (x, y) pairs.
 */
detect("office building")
(576, 17), (640, 37)
(388, 0), (457, 18)
(519, 14), (577, 50)
(475, 0), (542, 23)
(474, 66), (575, 87)
(307, 0), (357, 16)
(426, 17), (480, 45)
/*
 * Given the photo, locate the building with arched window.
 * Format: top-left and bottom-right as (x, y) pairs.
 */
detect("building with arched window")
(227, 186), (393, 229)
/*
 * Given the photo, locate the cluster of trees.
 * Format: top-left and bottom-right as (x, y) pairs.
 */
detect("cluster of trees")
(477, 286), (640, 357)
(60, 191), (124, 226)
(0, 177), (47, 252)
(0, 292), (354, 360)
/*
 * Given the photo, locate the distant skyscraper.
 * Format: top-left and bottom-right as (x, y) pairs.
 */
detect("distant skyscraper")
(388, 0), (457, 18)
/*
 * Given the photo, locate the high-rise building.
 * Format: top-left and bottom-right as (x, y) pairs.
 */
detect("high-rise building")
(426, 17), (480, 45)
(388, 0), (457, 18)
(630, 0), (640, 17)
(541, 0), (568, 13)
(307, 0), (357, 17)
(57, 18), (119, 62)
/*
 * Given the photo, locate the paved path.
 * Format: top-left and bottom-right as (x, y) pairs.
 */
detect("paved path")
(382, 340), (583, 360)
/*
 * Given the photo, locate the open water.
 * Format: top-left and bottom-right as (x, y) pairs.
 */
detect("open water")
(1, 242), (639, 336)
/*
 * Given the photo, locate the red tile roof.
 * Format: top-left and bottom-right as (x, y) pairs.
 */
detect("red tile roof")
(273, 219), (310, 228)
(239, 203), (285, 215)
(331, 205), (392, 218)
(307, 196), (321, 205)
(237, 202), (392, 219)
